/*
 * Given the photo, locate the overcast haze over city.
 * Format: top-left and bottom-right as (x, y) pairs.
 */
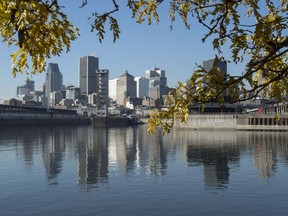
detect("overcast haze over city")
(0, 1), (244, 100)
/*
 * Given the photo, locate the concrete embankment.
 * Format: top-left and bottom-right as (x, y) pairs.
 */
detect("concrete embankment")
(0, 117), (91, 127)
(0, 104), (91, 127)
(174, 114), (288, 131)
(92, 117), (130, 127)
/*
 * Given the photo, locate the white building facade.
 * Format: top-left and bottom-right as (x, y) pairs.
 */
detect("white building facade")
(109, 78), (118, 101)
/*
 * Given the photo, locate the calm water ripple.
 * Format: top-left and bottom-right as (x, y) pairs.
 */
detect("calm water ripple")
(1, 125), (288, 216)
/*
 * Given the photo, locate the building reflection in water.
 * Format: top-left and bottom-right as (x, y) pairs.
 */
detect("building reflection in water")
(248, 132), (288, 178)
(237, 131), (288, 179)
(0, 126), (77, 185)
(173, 130), (240, 190)
(107, 125), (169, 178)
(1, 125), (288, 191)
(42, 128), (65, 185)
(173, 129), (288, 190)
(76, 126), (109, 190)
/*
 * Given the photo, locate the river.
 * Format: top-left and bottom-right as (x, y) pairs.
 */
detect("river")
(0, 125), (288, 216)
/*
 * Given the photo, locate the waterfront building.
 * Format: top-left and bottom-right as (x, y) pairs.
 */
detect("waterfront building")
(16, 78), (35, 96)
(109, 78), (118, 101)
(149, 85), (161, 100)
(66, 86), (80, 100)
(25, 78), (35, 92)
(3, 98), (23, 106)
(59, 99), (75, 107)
(16, 94), (33, 102)
(79, 56), (99, 96)
(45, 63), (63, 105)
(135, 77), (149, 98)
(142, 96), (162, 108)
(125, 97), (143, 109)
(39, 96), (48, 108)
(16, 86), (30, 96)
(76, 105), (105, 117)
(116, 71), (136, 106)
(50, 91), (65, 106)
(23, 100), (42, 107)
(28, 91), (44, 104)
(88, 93), (100, 105)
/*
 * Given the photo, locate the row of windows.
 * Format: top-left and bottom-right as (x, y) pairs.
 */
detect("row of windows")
(249, 118), (288, 126)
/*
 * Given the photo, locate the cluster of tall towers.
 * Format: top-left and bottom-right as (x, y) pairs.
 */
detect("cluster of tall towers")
(109, 68), (169, 107)
(17, 55), (170, 110)
(27, 55), (171, 109)
(45, 55), (109, 111)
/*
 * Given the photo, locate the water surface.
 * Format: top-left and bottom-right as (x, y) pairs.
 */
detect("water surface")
(0, 125), (288, 216)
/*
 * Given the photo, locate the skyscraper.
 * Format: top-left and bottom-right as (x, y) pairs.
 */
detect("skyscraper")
(79, 56), (99, 96)
(203, 59), (227, 75)
(203, 59), (229, 99)
(135, 77), (149, 98)
(146, 67), (167, 87)
(116, 71), (136, 106)
(96, 69), (109, 115)
(16, 78), (35, 96)
(66, 86), (80, 100)
(145, 67), (168, 100)
(45, 63), (63, 101)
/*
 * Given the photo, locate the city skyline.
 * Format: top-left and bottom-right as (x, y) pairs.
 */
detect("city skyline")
(8, 58), (228, 103)
(0, 1), (242, 100)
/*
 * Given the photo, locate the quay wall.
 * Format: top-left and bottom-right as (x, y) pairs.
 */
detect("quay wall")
(0, 104), (91, 127)
(92, 117), (129, 127)
(0, 116), (91, 127)
(174, 115), (238, 130)
(174, 114), (288, 131)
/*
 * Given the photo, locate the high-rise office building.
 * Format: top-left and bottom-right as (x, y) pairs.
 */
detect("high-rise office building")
(50, 91), (65, 106)
(16, 78), (35, 96)
(116, 71), (136, 106)
(66, 86), (80, 100)
(203, 59), (229, 99)
(146, 67), (167, 87)
(135, 77), (149, 98)
(96, 69), (109, 115)
(79, 56), (99, 96)
(145, 67), (168, 100)
(203, 59), (227, 75)
(45, 63), (63, 102)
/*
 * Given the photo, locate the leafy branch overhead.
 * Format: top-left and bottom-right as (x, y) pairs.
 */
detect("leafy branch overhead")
(0, 0), (287, 133)
(88, 0), (120, 43)
(0, 0), (79, 76)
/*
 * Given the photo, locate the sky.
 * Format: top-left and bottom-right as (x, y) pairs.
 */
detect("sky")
(0, 0), (246, 100)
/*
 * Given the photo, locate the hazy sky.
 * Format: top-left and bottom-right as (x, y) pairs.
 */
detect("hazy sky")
(0, 1), (245, 100)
